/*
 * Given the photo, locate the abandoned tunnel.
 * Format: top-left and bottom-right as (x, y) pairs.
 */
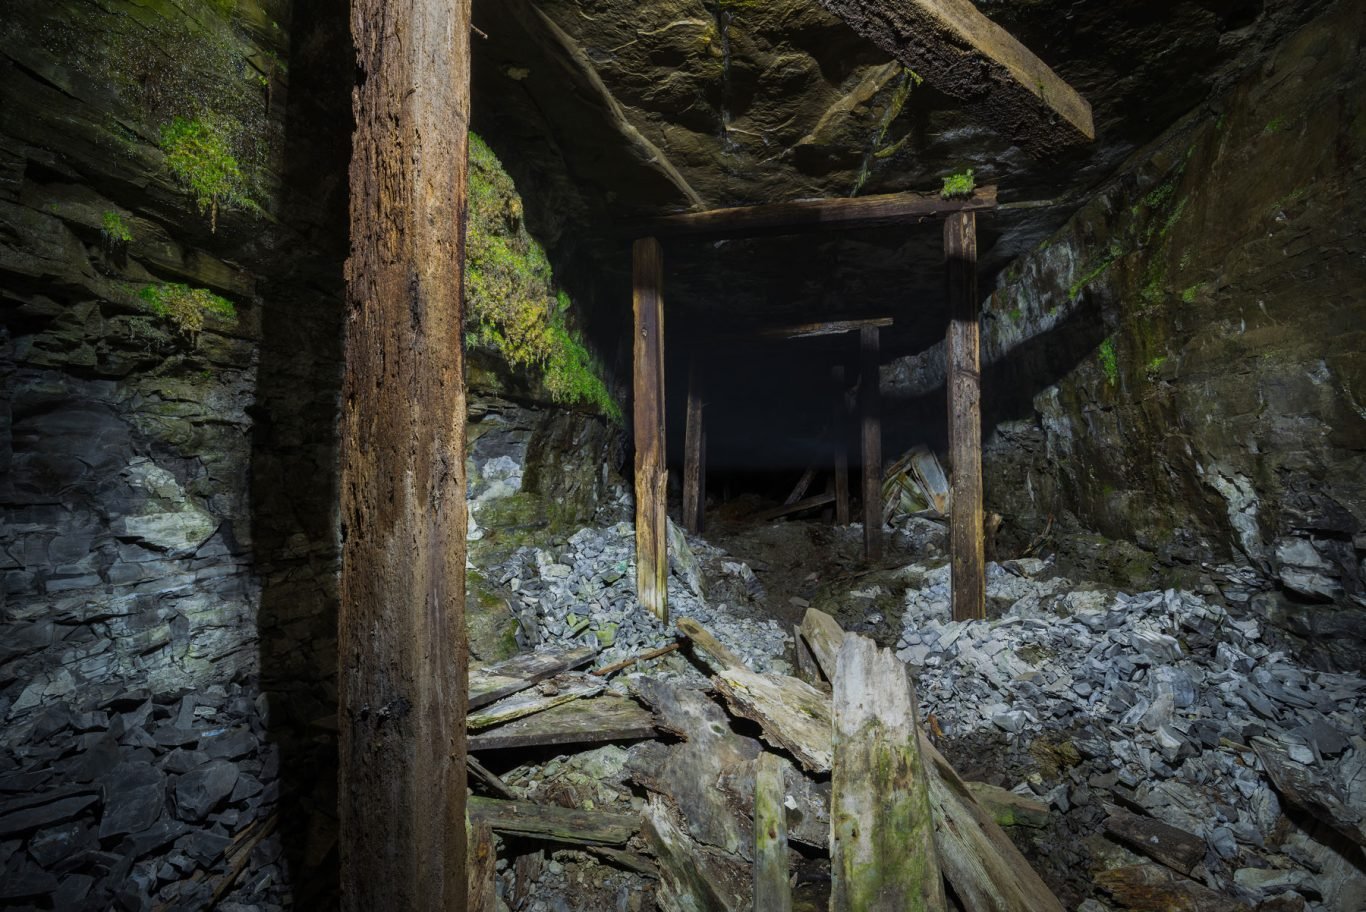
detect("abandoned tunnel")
(1, 0), (1364, 909)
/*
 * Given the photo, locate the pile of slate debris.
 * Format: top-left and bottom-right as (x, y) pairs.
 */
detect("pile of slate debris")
(474, 520), (1366, 912)
(0, 681), (291, 911)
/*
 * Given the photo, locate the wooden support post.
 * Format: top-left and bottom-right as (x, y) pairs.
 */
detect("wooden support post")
(467, 821), (498, 912)
(633, 237), (668, 622)
(683, 360), (705, 534)
(859, 327), (883, 560)
(946, 212), (985, 621)
(831, 365), (850, 526)
(339, 0), (470, 907)
(832, 635), (945, 911)
(753, 753), (793, 912)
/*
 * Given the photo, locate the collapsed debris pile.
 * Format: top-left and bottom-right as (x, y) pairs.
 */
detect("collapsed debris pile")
(898, 560), (1366, 910)
(0, 680), (291, 910)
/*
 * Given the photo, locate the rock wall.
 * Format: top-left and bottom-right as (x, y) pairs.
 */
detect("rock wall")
(885, 0), (1365, 668)
(0, 0), (352, 905)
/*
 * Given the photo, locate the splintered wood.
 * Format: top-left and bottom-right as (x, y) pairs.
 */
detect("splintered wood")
(831, 636), (944, 911)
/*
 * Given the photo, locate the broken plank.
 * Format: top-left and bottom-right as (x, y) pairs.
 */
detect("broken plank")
(643, 795), (749, 912)
(756, 493), (837, 522)
(832, 364), (851, 526)
(639, 187), (997, 240)
(753, 317), (893, 340)
(792, 624), (824, 688)
(920, 733), (1066, 912)
(468, 645), (598, 710)
(677, 616), (746, 671)
(815, 0), (1093, 157)
(467, 820), (498, 912)
(831, 635), (945, 911)
(1096, 863), (1249, 912)
(467, 673), (603, 731)
(784, 465), (819, 505)
(713, 666), (833, 774)
(1103, 805), (1207, 877)
(466, 756), (517, 799)
(753, 753), (793, 912)
(468, 796), (639, 847)
(798, 607), (846, 681)
(590, 641), (683, 677)
(467, 693), (656, 752)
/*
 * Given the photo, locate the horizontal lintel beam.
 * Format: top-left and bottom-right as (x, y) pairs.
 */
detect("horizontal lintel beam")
(634, 186), (996, 241)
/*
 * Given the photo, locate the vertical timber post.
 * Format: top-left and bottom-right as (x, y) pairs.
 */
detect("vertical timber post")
(683, 359), (705, 534)
(633, 238), (668, 622)
(339, 0), (470, 907)
(859, 327), (883, 560)
(946, 211), (985, 620)
(831, 364), (850, 526)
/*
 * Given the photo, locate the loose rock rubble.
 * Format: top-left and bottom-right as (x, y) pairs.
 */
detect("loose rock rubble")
(491, 521), (790, 675)
(897, 560), (1366, 910)
(0, 680), (290, 910)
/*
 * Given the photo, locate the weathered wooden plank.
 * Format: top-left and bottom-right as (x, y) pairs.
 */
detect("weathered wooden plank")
(815, 0), (1093, 156)
(466, 756), (517, 800)
(920, 733), (1066, 912)
(753, 753), (793, 912)
(466, 694), (656, 752)
(639, 186), (996, 240)
(1103, 805), (1207, 877)
(757, 493), (837, 522)
(1095, 864), (1248, 912)
(590, 641), (683, 678)
(338, 0), (470, 905)
(784, 465), (819, 505)
(633, 236), (668, 622)
(677, 616), (747, 671)
(643, 795), (750, 912)
(946, 211), (985, 620)
(832, 365), (850, 525)
(467, 796), (639, 847)
(713, 667), (834, 774)
(965, 782), (1049, 829)
(466, 673), (603, 731)
(860, 326), (883, 560)
(831, 635), (945, 911)
(683, 360), (705, 534)
(468, 645), (598, 710)
(798, 607), (845, 681)
(467, 820), (498, 912)
(753, 317), (894, 340)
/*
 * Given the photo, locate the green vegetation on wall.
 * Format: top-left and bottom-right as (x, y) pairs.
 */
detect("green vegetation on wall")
(941, 168), (976, 199)
(139, 282), (237, 335)
(465, 134), (619, 421)
(1098, 337), (1119, 386)
(159, 116), (258, 232)
(101, 210), (133, 245)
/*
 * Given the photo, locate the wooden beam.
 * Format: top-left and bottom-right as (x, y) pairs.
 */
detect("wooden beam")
(683, 360), (705, 534)
(338, 0), (469, 907)
(753, 753), (793, 912)
(468, 797), (639, 847)
(466, 694), (657, 753)
(633, 237), (668, 622)
(831, 635), (945, 911)
(860, 326), (883, 560)
(784, 465), (818, 505)
(832, 365), (850, 525)
(639, 186), (996, 240)
(752, 317), (893, 340)
(468, 645), (598, 710)
(946, 212), (984, 620)
(815, 0), (1093, 157)
(756, 492), (837, 522)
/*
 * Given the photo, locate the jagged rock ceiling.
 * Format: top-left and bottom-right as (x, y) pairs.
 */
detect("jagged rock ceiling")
(468, 0), (1329, 397)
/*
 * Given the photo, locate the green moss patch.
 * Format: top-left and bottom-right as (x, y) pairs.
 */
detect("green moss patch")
(940, 168), (976, 199)
(1098, 337), (1119, 387)
(101, 210), (133, 244)
(466, 134), (619, 421)
(139, 282), (237, 335)
(160, 116), (259, 231)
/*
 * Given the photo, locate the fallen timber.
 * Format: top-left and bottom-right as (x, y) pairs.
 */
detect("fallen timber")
(460, 612), (1082, 909)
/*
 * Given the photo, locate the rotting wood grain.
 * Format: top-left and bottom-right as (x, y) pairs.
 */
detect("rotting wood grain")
(338, 0), (471, 907)
(946, 211), (985, 620)
(468, 796), (639, 847)
(753, 753), (792, 912)
(466, 693), (657, 752)
(633, 237), (668, 622)
(831, 635), (945, 911)
(468, 646), (598, 710)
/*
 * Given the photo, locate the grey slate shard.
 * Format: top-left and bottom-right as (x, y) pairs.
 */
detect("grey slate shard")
(163, 748), (210, 775)
(174, 759), (238, 822)
(202, 728), (256, 760)
(0, 794), (100, 838)
(98, 782), (164, 839)
(27, 820), (96, 870)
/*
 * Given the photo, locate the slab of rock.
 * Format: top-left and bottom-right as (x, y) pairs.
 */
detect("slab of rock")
(173, 759), (238, 822)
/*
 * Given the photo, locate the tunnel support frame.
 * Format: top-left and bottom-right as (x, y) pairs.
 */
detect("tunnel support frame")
(633, 237), (668, 622)
(946, 211), (985, 621)
(683, 360), (705, 534)
(860, 326), (883, 560)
